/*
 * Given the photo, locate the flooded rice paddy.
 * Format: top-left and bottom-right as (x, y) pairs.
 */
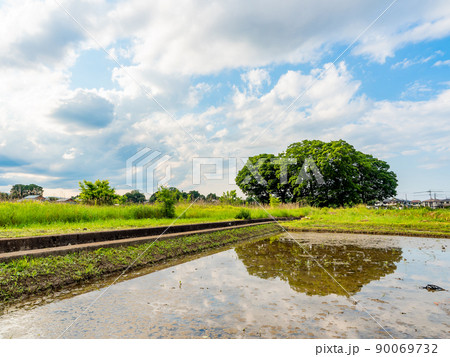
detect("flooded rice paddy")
(0, 232), (449, 338)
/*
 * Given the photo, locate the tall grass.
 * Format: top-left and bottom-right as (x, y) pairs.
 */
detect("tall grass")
(0, 202), (163, 227)
(1, 201), (449, 237)
(0, 201), (304, 230)
(284, 204), (450, 235)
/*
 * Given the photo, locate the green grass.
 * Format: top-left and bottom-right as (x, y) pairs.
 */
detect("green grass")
(283, 205), (450, 238)
(0, 224), (282, 305)
(0, 201), (304, 238)
(1, 201), (449, 239)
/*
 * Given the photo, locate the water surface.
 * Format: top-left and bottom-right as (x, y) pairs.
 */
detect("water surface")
(0, 233), (448, 338)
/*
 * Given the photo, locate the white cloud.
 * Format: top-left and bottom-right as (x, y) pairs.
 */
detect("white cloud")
(185, 83), (212, 107)
(391, 55), (435, 69)
(97, 0), (450, 76)
(352, 0), (450, 63)
(62, 148), (78, 160)
(335, 89), (450, 158)
(418, 163), (445, 170)
(0, 172), (61, 182)
(400, 81), (432, 99)
(241, 69), (271, 95)
(433, 59), (450, 66)
(1, 0), (450, 196)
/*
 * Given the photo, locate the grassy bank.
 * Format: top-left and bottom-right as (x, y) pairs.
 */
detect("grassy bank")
(1, 201), (449, 239)
(282, 206), (450, 238)
(0, 224), (282, 306)
(0, 201), (303, 238)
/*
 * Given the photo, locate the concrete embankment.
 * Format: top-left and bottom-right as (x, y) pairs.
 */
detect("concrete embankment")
(0, 223), (285, 305)
(0, 218), (297, 262)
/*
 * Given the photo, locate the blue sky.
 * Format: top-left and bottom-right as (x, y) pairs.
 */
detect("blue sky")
(1, 0), (450, 199)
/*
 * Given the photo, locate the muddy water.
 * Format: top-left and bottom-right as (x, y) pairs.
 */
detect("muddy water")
(0, 233), (448, 338)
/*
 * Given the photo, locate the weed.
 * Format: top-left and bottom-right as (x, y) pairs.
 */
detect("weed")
(235, 208), (251, 220)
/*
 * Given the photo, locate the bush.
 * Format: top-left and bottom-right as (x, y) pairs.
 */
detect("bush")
(235, 208), (251, 220)
(155, 187), (177, 218)
(78, 179), (120, 205)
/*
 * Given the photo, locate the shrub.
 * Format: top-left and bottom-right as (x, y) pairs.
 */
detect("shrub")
(155, 186), (177, 218)
(78, 179), (120, 205)
(235, 208), (251, 220)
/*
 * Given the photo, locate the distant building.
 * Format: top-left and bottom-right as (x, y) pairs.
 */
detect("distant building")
(20, 195), (45, 202)
(410, 200), (422, 207)
(383, 198), (403, 207)
(422, 199), (442, 209)
(56, 198), (77, 204)
(440, 198), (450, 208)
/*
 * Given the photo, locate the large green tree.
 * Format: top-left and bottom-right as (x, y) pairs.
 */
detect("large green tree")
(235, 154), (278, 204)
(236, 140), (397, 207)
(10, 184), (44, 199)
(78, 179), (120, 205)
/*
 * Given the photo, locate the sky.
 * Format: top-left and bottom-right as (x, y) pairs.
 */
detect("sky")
(1, 0), (450, 199)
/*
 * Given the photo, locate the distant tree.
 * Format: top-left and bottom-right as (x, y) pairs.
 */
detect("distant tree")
(168, 187), (183, 201)
(148, 192), (157, 203)
(219, 190), (243, 205)
(0, 192), (9, 201)
(78, 179), (120, 205)
(149, 187), (195, 203)
(206, 193), (218, 201)
(47, 197), (59, 202)
(187, 190), (205, 201)
(10, 184), (44, 199)
(123, 190), (146, 203)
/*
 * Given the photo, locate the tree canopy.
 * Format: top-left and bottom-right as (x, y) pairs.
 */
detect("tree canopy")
(78, 179), (120, 205)
(123, 190), (146, 203)
(10, 184), (44, 199)
(236, 139), (397, 207)
(149, 187), (210, 203)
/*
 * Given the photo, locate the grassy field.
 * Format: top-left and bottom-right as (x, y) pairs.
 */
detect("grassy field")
(0, 201), (304, 238)
(0, 224), (282, 305)
(283, 205), (450, 238)
(1, 201), (449, 238)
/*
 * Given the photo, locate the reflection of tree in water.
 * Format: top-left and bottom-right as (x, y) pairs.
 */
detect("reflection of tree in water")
(235, 238), (402, 296)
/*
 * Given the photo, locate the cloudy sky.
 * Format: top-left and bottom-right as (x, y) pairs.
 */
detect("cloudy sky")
(1, 0), (450, 199)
